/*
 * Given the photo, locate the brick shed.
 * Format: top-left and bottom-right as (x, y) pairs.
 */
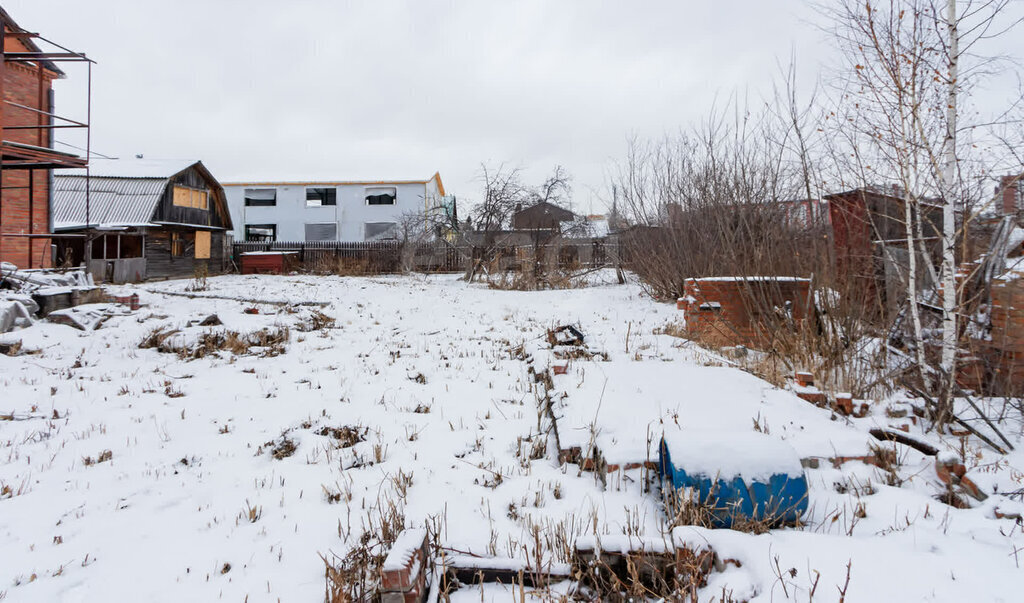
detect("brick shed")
(825, 187), (942, 316)
(680, 277), (812, 348)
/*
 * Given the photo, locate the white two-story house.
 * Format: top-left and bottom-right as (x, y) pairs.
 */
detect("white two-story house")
(223, 172), (447, 242)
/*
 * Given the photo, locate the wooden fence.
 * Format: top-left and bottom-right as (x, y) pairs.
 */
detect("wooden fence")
(231, 239), (619, 275)
(232, 240), (466, 273)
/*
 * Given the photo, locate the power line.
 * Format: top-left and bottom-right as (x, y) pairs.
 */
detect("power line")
(54, 140), (115, 158)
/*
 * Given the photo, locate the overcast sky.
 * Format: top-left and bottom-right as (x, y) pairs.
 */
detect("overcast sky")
(9, 1), (1022, 212)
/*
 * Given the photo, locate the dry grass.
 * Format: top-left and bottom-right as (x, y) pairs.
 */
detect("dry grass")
(82, 450), (113, 467)
(140, 326), (290, 359)
(185, 264), (209, 292)
(297, 310), (337, 332)
(267, 436), (297, 460)
(661, 481), (793, 536)
(321, 498), (407, 603)
(317, 425), (366, 448)
(307, 254), (399, 276)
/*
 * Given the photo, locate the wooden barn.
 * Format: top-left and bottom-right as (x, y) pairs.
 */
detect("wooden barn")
(52, 159), (233, 282)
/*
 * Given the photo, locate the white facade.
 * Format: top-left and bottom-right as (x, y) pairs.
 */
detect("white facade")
(223, 173), (446, 242)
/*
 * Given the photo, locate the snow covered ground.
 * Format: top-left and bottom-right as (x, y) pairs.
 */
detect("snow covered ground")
(1, 272), (1022, 601)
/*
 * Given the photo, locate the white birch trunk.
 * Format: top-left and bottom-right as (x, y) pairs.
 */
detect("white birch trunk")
(904, 192), (931, 391)
(940, 0), (959, 399)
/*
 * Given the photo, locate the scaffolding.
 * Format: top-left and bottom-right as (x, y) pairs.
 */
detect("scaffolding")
(0, 10), (92, 268)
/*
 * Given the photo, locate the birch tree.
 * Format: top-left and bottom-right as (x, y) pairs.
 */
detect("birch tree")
(826, 0), (1019, 417)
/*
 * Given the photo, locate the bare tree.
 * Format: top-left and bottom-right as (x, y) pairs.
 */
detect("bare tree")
(610, 97), (826, 298)
(395, 198), (463, 273)
(825, 0), (1022, 415)
(465, 163), (531, 282)
(531, 165), (573, 208)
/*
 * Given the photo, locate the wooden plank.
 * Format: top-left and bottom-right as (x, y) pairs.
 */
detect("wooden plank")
(172, 186), (191, 208)
(195, 231), (211, 259)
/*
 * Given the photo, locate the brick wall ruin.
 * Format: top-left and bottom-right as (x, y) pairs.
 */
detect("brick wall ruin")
(680, 277), (812, 349)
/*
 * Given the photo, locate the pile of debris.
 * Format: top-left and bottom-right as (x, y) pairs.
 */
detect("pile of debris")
(0, 262), (109, 333)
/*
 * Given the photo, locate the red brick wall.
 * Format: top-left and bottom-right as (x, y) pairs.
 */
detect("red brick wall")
(979, 276), (1024, 393)
(999, 175), (1019, 216)
(1, 34), (56, 268)
(827, 192), (875, 295)
(682, 278), (812, 348)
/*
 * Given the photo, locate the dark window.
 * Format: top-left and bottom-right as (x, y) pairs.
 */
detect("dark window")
(244, 188), (277, 207)
(170, 232), (186, 257)
(365, 187), (397, 205)
(306, 187), (337, 207)
(245, 224), (277, 242)
(91, 234), (108, 260)
(304, 223), (337, 241)
(119, 235), (144, 258)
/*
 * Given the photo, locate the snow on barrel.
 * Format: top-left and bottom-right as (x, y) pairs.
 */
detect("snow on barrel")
(658, 430), (808, 528)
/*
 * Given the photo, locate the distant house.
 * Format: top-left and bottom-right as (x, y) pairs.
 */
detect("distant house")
(222, 173), (447, 242)
(466, 201), (612, 270)
(511, 201), (577, 232)
(0, 8), (88, 269)
(52, 159), (233, 283)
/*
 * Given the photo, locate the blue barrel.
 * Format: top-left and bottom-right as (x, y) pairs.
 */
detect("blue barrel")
(659, 431), (808, 528)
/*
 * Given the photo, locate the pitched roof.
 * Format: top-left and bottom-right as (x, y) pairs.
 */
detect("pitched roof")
(52, 159), (219, 230)
(52, 176), (166, 230)
(514, 201), (577, 221)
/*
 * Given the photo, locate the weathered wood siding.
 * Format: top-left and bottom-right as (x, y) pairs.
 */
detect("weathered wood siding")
(150, 167), (231, 229)
(144, 228), (229, 280)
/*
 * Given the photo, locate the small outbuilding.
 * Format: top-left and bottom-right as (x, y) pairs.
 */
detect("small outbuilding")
(511, 201), (577, 232)
(52, 159), (233, 283)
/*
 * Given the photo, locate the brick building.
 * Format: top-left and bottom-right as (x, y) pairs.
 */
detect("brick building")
(825, 187), (942, 317)
(0, 7), (88, 269)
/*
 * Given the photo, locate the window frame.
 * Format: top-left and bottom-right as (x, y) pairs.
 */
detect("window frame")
(306, 187), (337, 207)
(365, 187), (397, 206)
(304, 222), (338, 242)
(170, 232), (187, 257)
(172, 186), (209, 210)
(244, 188), (278, 207)
(244, 224), (277, 242)
(364, 221), (398, 240)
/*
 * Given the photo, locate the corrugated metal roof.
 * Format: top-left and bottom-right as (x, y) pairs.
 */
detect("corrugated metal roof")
(52, 175), (167, 230)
